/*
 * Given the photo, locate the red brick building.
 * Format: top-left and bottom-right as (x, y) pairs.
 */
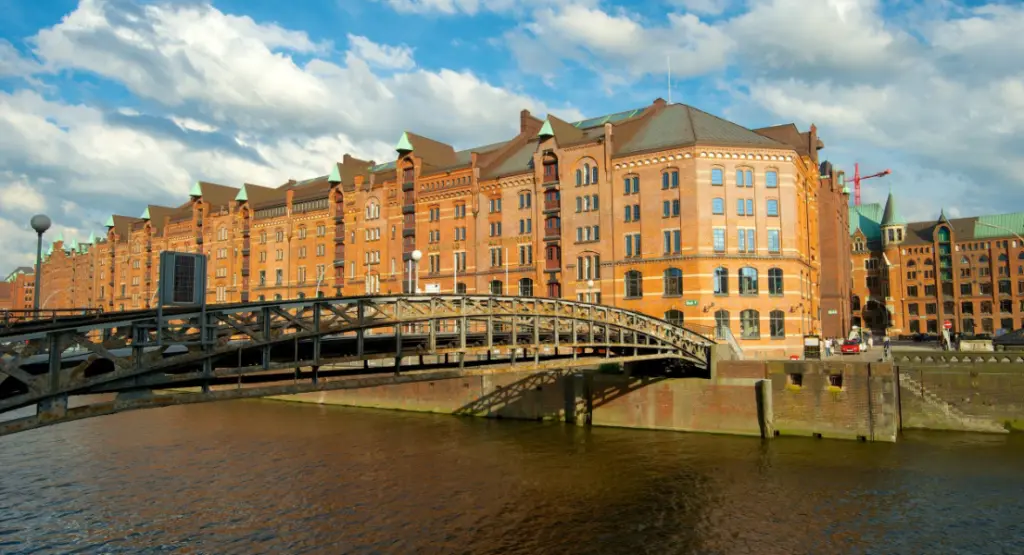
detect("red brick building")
(0, 267), (35, 312)
(850, 194), (1024, 338)
(33, 98), (831, 358)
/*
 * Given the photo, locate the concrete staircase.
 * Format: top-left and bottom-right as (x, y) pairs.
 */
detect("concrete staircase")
(898, 373), (1007, 433)
(717, 325), (744, 361)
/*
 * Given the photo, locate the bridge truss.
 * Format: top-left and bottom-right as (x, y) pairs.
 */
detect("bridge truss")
(0, 295), (714, 437)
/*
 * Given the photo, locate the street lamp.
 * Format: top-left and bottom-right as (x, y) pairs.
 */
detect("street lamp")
(586, 279), (595, 303)
(409, 249), (422, 294)
(30, 214), (51, 312)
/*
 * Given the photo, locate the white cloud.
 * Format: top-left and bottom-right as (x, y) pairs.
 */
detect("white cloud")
(506, 4), (733, 84)
(0, 0), (580, 274)
(0, 179), (47, 213)
(347, 34), (415, 70)
(0, 39), (42, 77)
(668, 0), (734, 16)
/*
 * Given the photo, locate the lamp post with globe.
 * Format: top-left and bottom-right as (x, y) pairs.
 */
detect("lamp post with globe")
(408, 249), (423, 294)
(30, 214), (51, 312)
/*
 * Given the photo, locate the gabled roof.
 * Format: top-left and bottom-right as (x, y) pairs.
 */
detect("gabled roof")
(193, 181), (240, 208)
(108, 215), (142, 241)
(241, 183), (282, 209)
(540, 115), (586, 146)
(5, 267), (33, 282)
(617, 103), (786, 156)
(399, 132), (457, 167)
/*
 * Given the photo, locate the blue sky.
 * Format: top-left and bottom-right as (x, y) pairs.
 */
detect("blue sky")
(0, 0), (1022, 276)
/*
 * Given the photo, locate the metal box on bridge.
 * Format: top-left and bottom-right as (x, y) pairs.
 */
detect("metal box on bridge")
(158, 252), (207, 307)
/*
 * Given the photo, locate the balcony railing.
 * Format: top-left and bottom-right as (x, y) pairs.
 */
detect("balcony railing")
(543, 199), (561, 212)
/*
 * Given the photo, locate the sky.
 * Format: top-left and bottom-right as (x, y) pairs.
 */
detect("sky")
(0, 0), (1022, 276)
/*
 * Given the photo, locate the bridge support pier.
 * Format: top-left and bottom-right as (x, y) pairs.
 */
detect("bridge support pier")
(755, 379), (774, 439)
(36, 394), (68, 421)
(564, 372), (592, 425)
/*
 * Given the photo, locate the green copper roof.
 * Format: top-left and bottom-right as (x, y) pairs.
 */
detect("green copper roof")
(974, 212), (1024, 239)
(105, 215), (115, 227)
(849, 202), (883, 242)
(328, 164), (342, 183)
(87, 231), (96, 244)
(189, 181), (202, 197)
(880, 191), (905, 227)
(235, 185), (248, 202)
(54, 231), (63, 243)
(140, 207), (150, 220)
(68, 238), (78, 250)
(396, 132), (413, 152)
(537, 119), (554, 138)
(841, 186), (850, 195)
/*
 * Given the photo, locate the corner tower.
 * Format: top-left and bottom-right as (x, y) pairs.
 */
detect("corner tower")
(880, 191), (906, 246)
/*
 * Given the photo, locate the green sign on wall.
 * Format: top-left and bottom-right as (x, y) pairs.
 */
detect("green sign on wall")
(685, 300), (698, 306)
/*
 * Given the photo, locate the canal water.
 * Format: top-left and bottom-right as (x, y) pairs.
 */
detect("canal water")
(1, 401), (1022, 554)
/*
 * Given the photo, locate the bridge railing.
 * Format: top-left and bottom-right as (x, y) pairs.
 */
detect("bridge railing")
(1, 308), (103, 329)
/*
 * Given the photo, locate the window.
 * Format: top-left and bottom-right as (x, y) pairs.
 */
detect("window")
(519, 191), (532, 209)
(735, 169), (752, 187)
(766, 199), (779, 217)
(623, 176), (640, 195)
(298, 226), (307, 239)
(518, 244), (533, 265)
(768, 230), (781, 253)
(739, 267), (758, 295)
(276, 230), (284, 242)
(625, 233), (641, 258)
(217, 227), (229, 241)
(740, 309), (760, 339)
(663, 200), (680, 218)
(428, 206), (440, 222)
(489, 222), (502, 237)
(317, 224), (326, 237)
(519, 218), (532, 235)
(664, 310), (684, 327)
(711, 168), (723, 186)
(625, 270), (643, 298)
(429, 253), (440, 274)
(663, 268), (682, 297)
(768, 268), (783, 296)
(737, 228), (755, 253)
(317, 244), (325, 256)
(518, 278), (533, 297)
(454, 251), (466, 272)
(713, 267), (729, 295)
(591, 164), (598, 184)
(456, 282), (467, 294)
(275, 269), (283, 286)
(714, 310), (730, 339)
(770, 310), (785, 339)
(454, 203), (466, 218)
(489, 198), (502, 213)
(663, 229), (681, 254)
(713, 228), (726, 252)
(712, 198), (724, 215)
(765, 171), (778, 188)
(576, 254), (600, 280)
(365, 201), (381, 220)
(489, 247), (503, 267)
(624, 204), (640, 222)
(662, 170), (679, 189)
(490, 280), (504, 295)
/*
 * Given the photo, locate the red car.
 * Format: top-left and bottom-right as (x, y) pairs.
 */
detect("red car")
(840, 340), (862, 355)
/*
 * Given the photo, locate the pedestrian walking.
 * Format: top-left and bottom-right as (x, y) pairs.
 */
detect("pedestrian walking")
(883, 336), (891, 359)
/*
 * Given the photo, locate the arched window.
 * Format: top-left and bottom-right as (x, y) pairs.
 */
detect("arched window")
(298, 225), (307, 239)
(979, 255), (989, 263)
(217, 227), (228, 241)
(258, 295), (266, 301)
(297, 292), (306, 299)
(938, 227), (950, 242)
(908, 259), (917, 267)
(365, 200), (380, 220)
(455, 282), (467, 294)
(664, 309), (684, 327)
(768, 268), (783, 296)
(739, 267), (759, 295)
(851, 295), (861, 311)
(663, 268), (682, 297)
(712, 198), (724, 215)
(1018, 252), (1024, 260)
(766, 199), (779, 217)
(576, 168), (583, 186)
(518, 278), (533, 297)
(713, 267), (729, 295)
(317, 291), (325, 298)
(591, 163), (598, 184)
(999, 254), (1008, 261)
(273, 294), (282, 301)
(770, 310), (785, 339)
(740, 309), (760, 339)
(765, 170), (778, 188)
(625, 270), (643, 298)
(714, 309), (730, 339)
(490, 280), (504, 295)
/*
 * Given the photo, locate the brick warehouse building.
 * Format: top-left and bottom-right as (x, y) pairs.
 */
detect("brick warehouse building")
(850, 193), (1024, 338)
(31, 98), (841, 358)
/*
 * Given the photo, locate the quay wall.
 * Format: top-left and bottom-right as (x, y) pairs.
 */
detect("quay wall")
(896, 361), (1024, 433)
(269, 357), (902, 442)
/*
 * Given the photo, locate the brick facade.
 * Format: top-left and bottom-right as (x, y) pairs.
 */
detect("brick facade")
(32, 98), (829, 358)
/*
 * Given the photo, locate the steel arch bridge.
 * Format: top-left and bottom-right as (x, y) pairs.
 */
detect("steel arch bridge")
(0, 295), (715, 437)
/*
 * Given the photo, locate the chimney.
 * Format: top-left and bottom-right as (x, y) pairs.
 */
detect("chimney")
(520, 109), (532, 133)
(653, 97), (667, 108)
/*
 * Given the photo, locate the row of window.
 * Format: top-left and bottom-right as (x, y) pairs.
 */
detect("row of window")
(907, 299), (1024, 316)
(257, 245), (327, 262)
(256, 265), (327, 287)
(710, 169), (779, 188)
(619, 267), (786, 298)
(715, 309), (787, 340)
(712, 228), (781, 253)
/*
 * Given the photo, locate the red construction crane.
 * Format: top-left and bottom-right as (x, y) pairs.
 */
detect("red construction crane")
(851, 163), (891, 206)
